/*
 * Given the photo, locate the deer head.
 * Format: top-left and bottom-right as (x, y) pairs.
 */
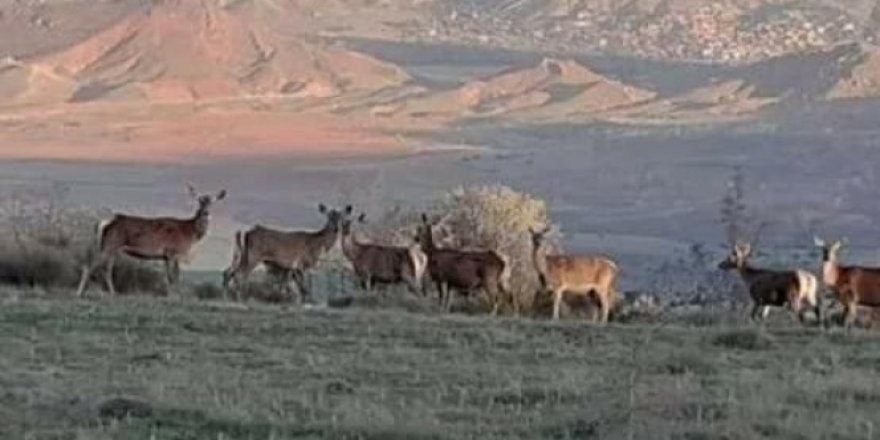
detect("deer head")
(187, 184), (227, 218)
(318, 203), (353, 232)
(528, 225), (552, 249)
(718, 241), (751, 270)
(814, 236), (843, 263)
(341, 212), (367, 237)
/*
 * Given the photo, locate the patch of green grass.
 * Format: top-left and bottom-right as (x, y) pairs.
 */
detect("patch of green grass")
(710, 328), (775, 351)
(0, 297), (879, 439)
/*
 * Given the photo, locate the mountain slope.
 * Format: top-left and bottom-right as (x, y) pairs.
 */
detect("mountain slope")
(3, 0), (408, 106)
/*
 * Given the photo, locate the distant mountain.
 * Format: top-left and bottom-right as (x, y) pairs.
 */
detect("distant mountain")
(378, 58), (655, 121)
(0, 0), (408, 106)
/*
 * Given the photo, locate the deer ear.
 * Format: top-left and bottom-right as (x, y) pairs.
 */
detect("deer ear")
(358, 213), (366, 223)
(344, 205), (353, 215)
(318, 203), (327, 214)
(216, 189), (227, 201)
(421, 213), (429, 224)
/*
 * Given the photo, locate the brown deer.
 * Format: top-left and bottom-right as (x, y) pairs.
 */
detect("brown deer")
(718, 242), (821, 323)
(223, 229), (294, 294)
(340, 213), (427, 294)
(814, 237), (880, 328)
(75, 185), (226, 297)
(528, 226), (619, 323)
(416, 214), (512, 314)
(221, 204), (351, 302)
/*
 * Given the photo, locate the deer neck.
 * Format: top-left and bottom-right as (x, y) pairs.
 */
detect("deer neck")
(531, 242), (549, 282)
(736, 263), (762, 285)
(341, 230), (363, 261)
(191, 208), (210, 240)
(421, 228), (437, 255)
(314, 220), (340, 254)
(822, 255), (840, 286)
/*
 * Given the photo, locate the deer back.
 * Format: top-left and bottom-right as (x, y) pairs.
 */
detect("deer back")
(102, 214), (201, 258)
(846, 266), (880, 306)
(351, 243), (413, 281)
(428, 248), (504, 290)
(244, 225), (337, 269)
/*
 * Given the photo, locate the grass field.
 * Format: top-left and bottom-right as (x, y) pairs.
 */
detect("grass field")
(1, 294), (879, 440)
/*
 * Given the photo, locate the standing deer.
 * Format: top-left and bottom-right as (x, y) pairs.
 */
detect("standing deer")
(221, 204), (351, 302)
(75, 185), (226, 297)
(528, 226), (619, 323)
(718, 242), (821, 323)
(814, 237), (880, 328)
(416, 214), (512, 314)
(340, 213), (427, 294)
(223, 229), (294, 294)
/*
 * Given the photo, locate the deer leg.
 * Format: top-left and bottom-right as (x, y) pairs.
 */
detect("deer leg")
(435, 280), (445, 306)
(484, 282), (499, 316)
(104, 256), (117, 296)
(163, 258), (175, 295)
(292, 269), (312, 304)
(487, 288), (500, 316)
(749, 303), (761, 322)
(439, 282), (451, 311)
(597, 291), (611, 324)
(843, 301), (857, 329)
(760, 305), (771, 321)
(76, 254), (104, 298)
(552, 288), (564, 321)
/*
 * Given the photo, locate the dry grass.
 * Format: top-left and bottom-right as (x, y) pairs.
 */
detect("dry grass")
(0, 295), (878, 440)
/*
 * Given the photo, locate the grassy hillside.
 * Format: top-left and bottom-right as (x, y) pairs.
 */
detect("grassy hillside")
(1, 296), (879, 439)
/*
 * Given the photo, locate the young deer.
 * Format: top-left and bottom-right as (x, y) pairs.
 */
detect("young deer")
(416, 214), (512, 314)
(814, 237), (880, 328)
(340, 213), (427, 294)
(718, 242), (820, 323)
(528, 227), (619, 323)
(76, 186), (226, 297)
(221, 204), (351, 302)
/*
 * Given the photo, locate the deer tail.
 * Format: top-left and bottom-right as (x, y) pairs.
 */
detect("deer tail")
(407, 245), (428, 288)
(95, 217), (113, 252)
(494, 250), (512, 294)
(796, 269), (819, 307)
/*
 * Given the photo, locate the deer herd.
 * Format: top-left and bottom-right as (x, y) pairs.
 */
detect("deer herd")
(73, 185), (880, 329)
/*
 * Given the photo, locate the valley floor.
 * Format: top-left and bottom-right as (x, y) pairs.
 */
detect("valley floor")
(1, 296), (879, 439)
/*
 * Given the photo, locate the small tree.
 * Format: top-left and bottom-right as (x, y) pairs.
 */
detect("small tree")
(361, 185), (558, 314)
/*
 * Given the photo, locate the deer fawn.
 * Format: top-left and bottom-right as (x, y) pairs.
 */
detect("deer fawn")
(528, 227), (619, 323)
(718, 242), (820, 323)
(814, 237), (880, 328)
(76, 185), (226, 297)
(221, 204), (351, 302)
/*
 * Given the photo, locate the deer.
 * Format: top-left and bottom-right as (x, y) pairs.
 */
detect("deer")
(75, 185), (226, 297)
(223, 229), (294, 295)
(339, 212), (427, 294)
(717, 241), (821, 324)
(528, 226), (619, 323)
(814, 237), (880, 328)
(221, 204), (351, 302)
(416, 214), (512, 315)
